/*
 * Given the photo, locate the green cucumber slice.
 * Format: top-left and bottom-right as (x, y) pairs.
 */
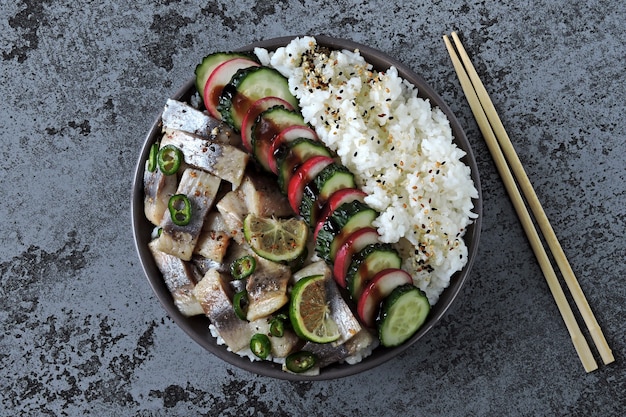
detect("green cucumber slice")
(251, 106), (306, 172)
(345, 243), (402, 299)
(217, 66), (299, 131)
(299, 163), (355, 226)
(377, 284), (430, 347)
(277, 138), (331, 193)
(315, 200), (377, 263)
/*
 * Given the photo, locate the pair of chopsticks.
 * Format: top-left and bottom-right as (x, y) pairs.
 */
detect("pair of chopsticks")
(443, 32), (614, 372)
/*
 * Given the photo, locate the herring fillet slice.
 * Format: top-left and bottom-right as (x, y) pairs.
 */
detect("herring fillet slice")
(149, 240), (204, 317)
(245, 257), (290, 321)
(143, 160), (177, 226)
(193, 212), (231, 263)
(162, 99), (221, 139)
(193, 269), (250, 353)
(155, 168), (221, 261)
(161, 129), (249, 187)
(193, 268), (299, 357)
(238, 172), (294, 218)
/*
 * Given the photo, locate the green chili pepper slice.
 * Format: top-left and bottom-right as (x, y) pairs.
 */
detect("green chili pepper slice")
(233, 290), (249, 321)
(157, 144), (183, 175)
(285, 351), (316, 373)
(168, 194), (192, 226)
(230, 255), (256, 280)
(250, 333), (271, 360)
(148, 142), (159, 172)
(269, 314), (286, 337)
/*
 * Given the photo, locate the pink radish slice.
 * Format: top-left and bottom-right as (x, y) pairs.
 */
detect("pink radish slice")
(333, 227), (380, 288)
(240, 97), (294, 152)
(203, 58), (260, 120)
(267, 125), (318, 174)
(312, 188), (367, 242)
(357, 268), (413, 327)
(287, 156), (334, 214)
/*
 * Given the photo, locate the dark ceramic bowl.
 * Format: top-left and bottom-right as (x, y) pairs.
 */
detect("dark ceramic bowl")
(131, 35), (482, 381)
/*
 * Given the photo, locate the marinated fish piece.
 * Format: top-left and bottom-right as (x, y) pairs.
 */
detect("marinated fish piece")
(215, 170), (294, 243)
(162, 99), (220, 139)
(293, 261), (362, 345)
(300, 340), (350, 368)
(194, 212), (231, 263)
(216, 190), (248, 244)
(191, 254), (223, 277)
(193, 268), (250, 352)
(302, 328), (377, 368)
(246, 319), (300, 358)
(193, 269), (298, 356)
(245, 256), (291, 321)
(162, 99), (241, 146)
(292, 260), (330, 282)
(238, 170), (293, 218)
(161, 129), (249, 187)
(143, 159), (177, 226)
(149, 240), (204, 317)
(155, 168), (221, 260)
(324, 270), (363, 345)
(342, 328), (379, 364)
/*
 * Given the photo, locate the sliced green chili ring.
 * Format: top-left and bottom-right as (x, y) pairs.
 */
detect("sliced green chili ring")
(168, 194), (192, 226)
(250, 333), (271, 360)
(285, 351), (317, 373)
(233, 290), (249, 321)
(269, 316), (285, 337)
(148, 142), (159, 172)
(157, 144), (183, 175)
(230, 255), (257, 280)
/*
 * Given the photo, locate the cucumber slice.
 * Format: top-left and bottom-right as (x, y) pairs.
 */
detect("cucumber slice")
(299, 163), (355, 226)
(194, 52), (257, 99)
(345, 243), (402, 300)
(251, 106), (306, 172)
(277, 138), (331, 193)
(315, 200), (378, 263)
(218, 66), (299, 131)
(377, 284), (430, 347)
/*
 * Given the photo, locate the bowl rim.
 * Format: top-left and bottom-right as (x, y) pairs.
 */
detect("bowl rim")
(131, 34), (482, 381)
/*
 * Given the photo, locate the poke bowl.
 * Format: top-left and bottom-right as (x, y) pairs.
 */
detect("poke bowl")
(131, 35), (482, 380)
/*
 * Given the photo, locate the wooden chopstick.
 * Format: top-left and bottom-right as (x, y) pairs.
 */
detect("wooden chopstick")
(443, 32), (614, 371)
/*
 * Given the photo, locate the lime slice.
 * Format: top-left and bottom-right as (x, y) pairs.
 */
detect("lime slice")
(243, 214), (308, 262)
(289, 274), (340, 344)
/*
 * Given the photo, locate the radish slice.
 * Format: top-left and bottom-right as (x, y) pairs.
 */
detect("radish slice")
(357, 268), (413, 327)
(241, 97), (294, 152)
(333, 227), (380, 288)
(203, 58), (260, 120)
(312, 188), (367, 241)
(267, 125), (318, 174)
(287, 156), (334, 214)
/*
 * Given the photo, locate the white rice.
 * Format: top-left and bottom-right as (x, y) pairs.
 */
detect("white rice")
(256, 37), (478, 305)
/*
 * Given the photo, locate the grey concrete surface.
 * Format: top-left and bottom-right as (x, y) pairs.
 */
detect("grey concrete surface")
(1, 1), (624, 416)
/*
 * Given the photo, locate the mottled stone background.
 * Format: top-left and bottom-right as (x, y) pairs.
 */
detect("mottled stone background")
(1, 1), (624, 416)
